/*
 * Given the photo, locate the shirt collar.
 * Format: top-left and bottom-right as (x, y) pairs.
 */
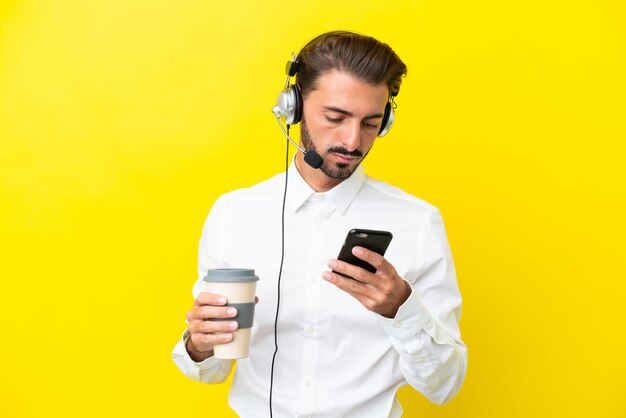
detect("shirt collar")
(287, 158), (366, 216)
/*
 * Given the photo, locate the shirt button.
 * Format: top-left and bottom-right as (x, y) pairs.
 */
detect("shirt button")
(393, 320), (403, 328)
(308, 274), (316, 283)
(305, 326), (314, 335)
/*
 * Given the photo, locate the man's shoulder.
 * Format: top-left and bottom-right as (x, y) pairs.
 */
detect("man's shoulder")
(362, 176), (440, 216)
(213, 171), (285, 208)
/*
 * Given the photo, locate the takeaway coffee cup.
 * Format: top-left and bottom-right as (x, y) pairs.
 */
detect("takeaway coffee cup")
(204, 268), (259, 359)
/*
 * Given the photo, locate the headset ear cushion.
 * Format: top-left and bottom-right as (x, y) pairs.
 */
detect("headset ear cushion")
(378, 101), (393, 137)
(292, 85), (303, 125)
(276, 86), (300, 125)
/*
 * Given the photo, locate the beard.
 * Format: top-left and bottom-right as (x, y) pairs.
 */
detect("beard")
(300, 118), (368, 180)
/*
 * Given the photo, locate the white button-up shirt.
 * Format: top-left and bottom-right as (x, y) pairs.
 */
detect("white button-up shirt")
(172, 161), (467, 417)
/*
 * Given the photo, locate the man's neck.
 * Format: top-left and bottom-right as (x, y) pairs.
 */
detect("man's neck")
(294, 152), (344, 193)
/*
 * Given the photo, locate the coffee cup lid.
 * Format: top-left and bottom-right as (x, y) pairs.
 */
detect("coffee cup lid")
(203, 268), (259, 283)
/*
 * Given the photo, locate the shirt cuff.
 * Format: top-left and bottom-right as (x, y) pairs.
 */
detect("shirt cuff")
(378, 281), (432, 342)
(178, 330), (227, 371)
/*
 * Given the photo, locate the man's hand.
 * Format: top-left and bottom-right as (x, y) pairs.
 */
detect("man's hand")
(322, 246), (411, 318)
(185, 292), (240, 362)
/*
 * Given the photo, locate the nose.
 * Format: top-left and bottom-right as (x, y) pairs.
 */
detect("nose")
(341, 121), (361, 151)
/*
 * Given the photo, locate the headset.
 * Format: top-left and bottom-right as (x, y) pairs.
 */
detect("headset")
(272, 31), (400, 170)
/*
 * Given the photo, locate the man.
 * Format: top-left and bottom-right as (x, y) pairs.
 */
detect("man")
(172, 31), (467, 417)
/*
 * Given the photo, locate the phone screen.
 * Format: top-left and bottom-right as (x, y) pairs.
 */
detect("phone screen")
(335, 229), (393, 276)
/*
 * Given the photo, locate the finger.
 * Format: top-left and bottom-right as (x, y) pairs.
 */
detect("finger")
(351, 246), (386, 272)
(327, 258), (372, 284)
(189, 318), (239, 334)
(255, 296), (260, 304)
(322, 270), (378, 309)
(323, 269), (407, 316)
(190, 331), (233, 349)
(322, 269), (371, 298)
(186, 305), (238, 322)
(195, 292), (228, 307)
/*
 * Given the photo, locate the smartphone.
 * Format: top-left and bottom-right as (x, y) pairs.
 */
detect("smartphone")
(335, 229), (393, 276)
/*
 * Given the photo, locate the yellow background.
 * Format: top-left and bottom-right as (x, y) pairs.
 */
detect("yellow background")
(1, 0), (625, 416)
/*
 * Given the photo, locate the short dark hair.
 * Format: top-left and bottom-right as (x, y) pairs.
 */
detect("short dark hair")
(296, 31), (407, 99)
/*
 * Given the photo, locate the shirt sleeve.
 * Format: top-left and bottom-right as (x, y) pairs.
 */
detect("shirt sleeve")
(171, 196), (235, 384)
(378, 208), (468, 404)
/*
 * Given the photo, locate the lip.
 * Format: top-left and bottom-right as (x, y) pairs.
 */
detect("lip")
(331, 153), (358, 163)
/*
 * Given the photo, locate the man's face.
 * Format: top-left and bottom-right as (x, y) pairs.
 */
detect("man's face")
(300, 70), (389, 180)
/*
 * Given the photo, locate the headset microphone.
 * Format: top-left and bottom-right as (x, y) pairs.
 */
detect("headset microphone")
(272, 106), (323, 169)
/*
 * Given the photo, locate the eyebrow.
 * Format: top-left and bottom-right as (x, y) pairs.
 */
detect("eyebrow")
(323, 106), (384, 120)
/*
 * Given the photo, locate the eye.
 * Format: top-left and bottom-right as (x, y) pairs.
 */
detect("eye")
(363, 121), (379, 129)
(325, 116), (343, 123)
